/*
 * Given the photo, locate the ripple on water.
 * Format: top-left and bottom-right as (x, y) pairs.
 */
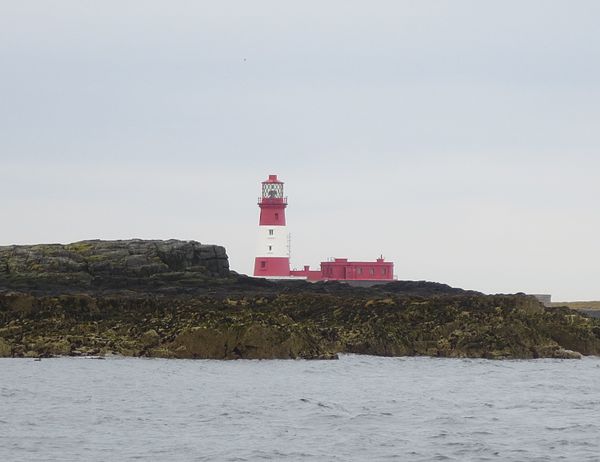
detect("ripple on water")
(0, 356), (600, 461)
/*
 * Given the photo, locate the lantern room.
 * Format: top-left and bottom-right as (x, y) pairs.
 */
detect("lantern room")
(261, 174), (284, 200)
(258, 175), (287, 226)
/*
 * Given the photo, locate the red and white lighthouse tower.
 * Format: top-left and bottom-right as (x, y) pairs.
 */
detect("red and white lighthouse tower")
(253, 174), (291, 277)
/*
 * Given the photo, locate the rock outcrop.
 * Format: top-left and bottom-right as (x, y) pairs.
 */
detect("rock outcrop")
(0, 240), (230, 293)
(1, 240), (599, 360)
(1, 291), (599, 360)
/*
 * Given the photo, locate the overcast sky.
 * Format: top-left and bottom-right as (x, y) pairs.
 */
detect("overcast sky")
(1, 1), (599, 300)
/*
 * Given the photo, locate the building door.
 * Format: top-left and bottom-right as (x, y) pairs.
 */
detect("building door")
(345, 266), (354, 280)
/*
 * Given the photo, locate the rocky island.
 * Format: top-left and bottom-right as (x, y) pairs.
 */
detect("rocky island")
(1, 240), (599, 360)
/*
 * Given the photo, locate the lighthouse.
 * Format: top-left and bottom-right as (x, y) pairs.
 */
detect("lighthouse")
(253, 174), (291, 277)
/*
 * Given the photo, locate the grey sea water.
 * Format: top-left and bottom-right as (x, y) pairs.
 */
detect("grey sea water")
(1, 355), (599, 462)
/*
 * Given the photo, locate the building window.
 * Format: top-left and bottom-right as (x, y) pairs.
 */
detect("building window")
(357, 267), (363, 275)
(275, 213), (279, 221)
(268, 229), (274, 236)
(369, 268), (375, 276)
(261, 261), (266, 269)
(382, 268), (387, 275)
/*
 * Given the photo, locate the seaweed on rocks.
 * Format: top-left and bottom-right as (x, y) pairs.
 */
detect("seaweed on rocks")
(1, 240), (599, 360)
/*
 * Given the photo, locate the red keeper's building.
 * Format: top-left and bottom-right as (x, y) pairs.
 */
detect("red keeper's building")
(290, 258), (393, 282)
(253, 174), (394, 282)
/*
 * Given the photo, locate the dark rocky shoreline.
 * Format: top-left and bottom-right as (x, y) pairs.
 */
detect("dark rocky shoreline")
(1, 240), (599, 360)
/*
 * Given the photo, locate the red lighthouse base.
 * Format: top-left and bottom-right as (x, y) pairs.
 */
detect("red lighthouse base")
(253, 257), (291, 277)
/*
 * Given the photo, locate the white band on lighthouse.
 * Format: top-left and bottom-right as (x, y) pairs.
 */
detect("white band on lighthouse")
(255, 225), (289, 258)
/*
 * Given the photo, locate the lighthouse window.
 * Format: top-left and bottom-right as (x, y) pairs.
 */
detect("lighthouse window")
(268, 245), (272, 251)
(261, 261), (266, 269)
(268, 229), (274, 236)
(275, 213), (279, 221)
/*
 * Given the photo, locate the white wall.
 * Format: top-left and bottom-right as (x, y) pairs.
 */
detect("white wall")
(255, 225), (289, 258)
